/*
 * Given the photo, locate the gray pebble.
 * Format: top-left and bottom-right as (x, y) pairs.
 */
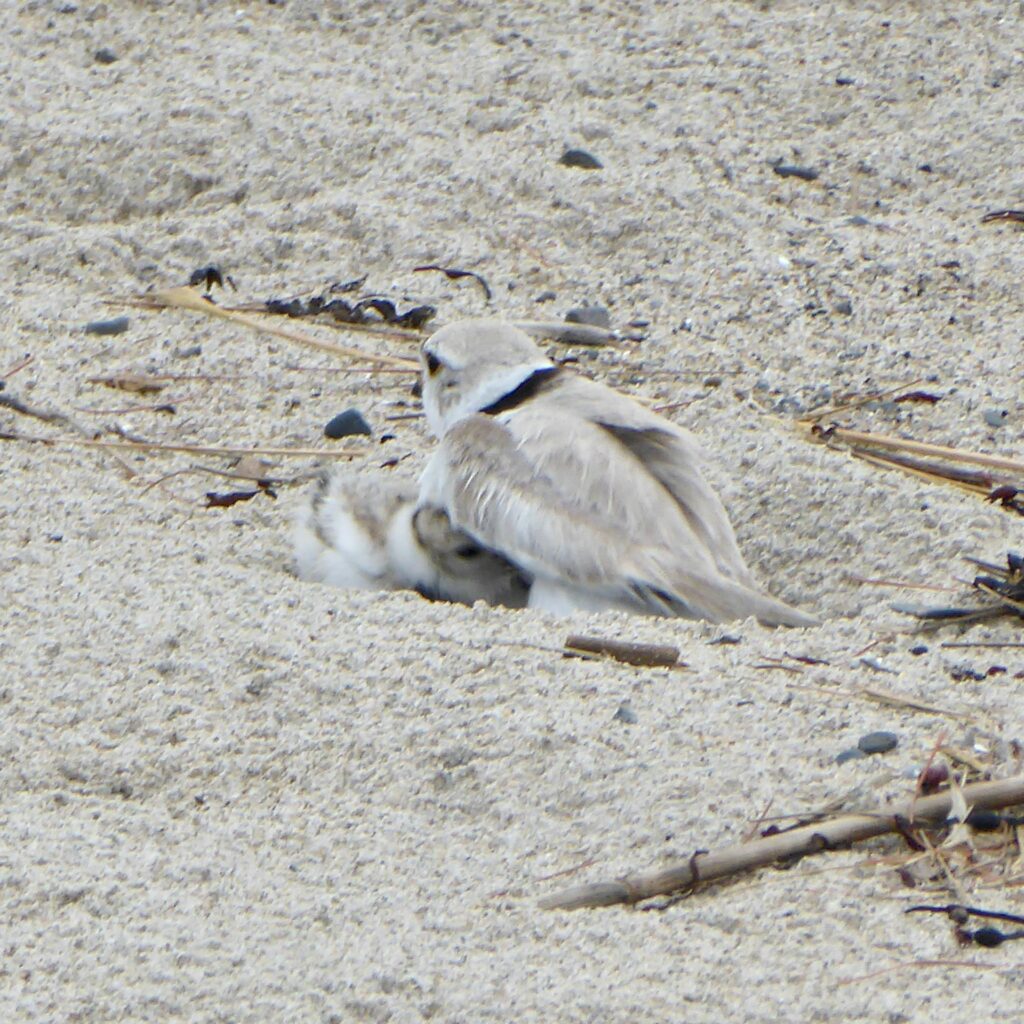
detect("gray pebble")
(534, 291), (557, 303)
(774, 396), (804, 415)
(833, 299), (853, 315)
(94, 47), (118, 64)
(559, 148), (603, 170)
(983, 408), (1008, 428)
(175, 344), (202, 359)
(565, 305), (611, 329)
(613, 701), (638, 725)
(324, 409), (372, 439)
(858, 731), (899, 755)
(835, 748), (866, 765)
(84, 315), (130, 335)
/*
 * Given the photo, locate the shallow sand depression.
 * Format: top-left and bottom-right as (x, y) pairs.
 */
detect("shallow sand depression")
(3, 2), (1024, 1021)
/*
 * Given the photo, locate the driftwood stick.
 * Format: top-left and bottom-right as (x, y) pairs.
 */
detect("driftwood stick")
(539, 775), (1024, 911)
(144, 287), (419, 369)
(564, 635), (682, 668)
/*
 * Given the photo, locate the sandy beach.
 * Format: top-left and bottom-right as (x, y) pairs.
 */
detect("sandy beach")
(3, 2), (1024, 1020)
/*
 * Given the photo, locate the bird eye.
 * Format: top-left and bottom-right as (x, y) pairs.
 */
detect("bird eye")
(424, 352), (441, 375)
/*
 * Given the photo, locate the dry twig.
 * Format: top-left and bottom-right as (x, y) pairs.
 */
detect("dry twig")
(540, 776), (1024, 910)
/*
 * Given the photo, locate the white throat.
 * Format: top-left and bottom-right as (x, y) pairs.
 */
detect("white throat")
(429, 359), (554, 435)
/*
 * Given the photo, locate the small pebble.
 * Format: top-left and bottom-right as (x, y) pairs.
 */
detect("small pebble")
(94, 47), (118, 64)
(910, 645), (928, 656)
(565, 305), (610, 329)
(613, 701), (638, 725)
(836, 748), (866, 765)
(858, 730), (899, 755)
(324, 409), (372, 439)
(84, 315), (130, 335)
(918, 763), (949, 792)
(772, 163), (819, 181)
(833, 299), (853, 316)
(983, 408), (1008, 428)
(559, 148), (603, 170)
(175, 344), (202, 359)
(534, 291), (557, 303)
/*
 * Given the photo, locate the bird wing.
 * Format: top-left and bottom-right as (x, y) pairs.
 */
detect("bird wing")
(547, 374), (756, 585)
(420, 409), (817, 625)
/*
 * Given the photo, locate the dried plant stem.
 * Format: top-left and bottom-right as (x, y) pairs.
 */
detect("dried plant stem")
(141, 287), (419, 369)
(539, 776), (1024, 910)
(1, 431), (362, 459)
(808, 425), (1024, 477)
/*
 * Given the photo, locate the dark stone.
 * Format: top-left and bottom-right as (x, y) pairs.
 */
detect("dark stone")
(324, 409), (372, 439)
(772, 163), (819, 181)
(858, 731), (899, 755)
(909, 645), (928, 655)
(833, 299), (853, 316)
(559, 148), (603, 170)
(835, 748), (866, 765)
(94, 47), (118, 64)
(84, 315), (130, 335)
(565, 305), (611, 329)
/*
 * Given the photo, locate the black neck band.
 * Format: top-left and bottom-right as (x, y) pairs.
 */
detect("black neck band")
(480, 366), (561, 416)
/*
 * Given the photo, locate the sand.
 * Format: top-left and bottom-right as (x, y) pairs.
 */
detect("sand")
(2, 2), (1024, 1020)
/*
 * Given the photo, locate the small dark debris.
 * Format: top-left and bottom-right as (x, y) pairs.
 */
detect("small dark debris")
(835, 76), (854, 85)
(833, 299), (853, 316)
(858, 730), (899, 755)
(324, 408), (372, 439)
(894, 390), (942, 404)
(565, 305), (611, 329)
(559, 148), (603, 170)
(265, 292), (435, 329)
(772, 163), (819, 181)
(94, 47), (118, 64)
(918, 164), (933, 173)
(910, 645), (929, 655)
(175, 344), (202, 359)
(950, 664), (986, 682)
(189, 265), (236, 291)
(414, 264), (492, 301)
(84, 316), (130, 336)
(535, 291), (557, 303)
(204, 488), (276, 509)
(966, 809), (1003, 832)
(707, 634), (741, 646)
(982, 209), (1024, 225)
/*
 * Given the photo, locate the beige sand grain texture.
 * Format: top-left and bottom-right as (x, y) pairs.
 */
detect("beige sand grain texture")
(2, 3), (1024, 1022)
